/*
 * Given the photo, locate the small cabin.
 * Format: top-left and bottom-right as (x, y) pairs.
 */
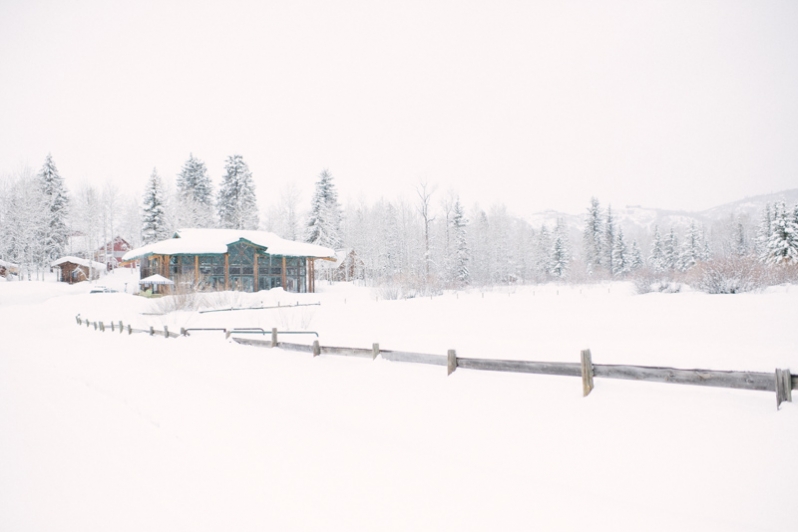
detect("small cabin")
(316, 248), (365, 282)
(0, 259), (19, 278)
(121, 228), (336, 293)
(51, 256), (105, 284)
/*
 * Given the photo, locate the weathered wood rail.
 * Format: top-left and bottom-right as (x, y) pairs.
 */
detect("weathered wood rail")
(76, 316), (796, 410)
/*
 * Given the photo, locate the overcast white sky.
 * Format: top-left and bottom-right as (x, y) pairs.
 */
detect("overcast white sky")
(1, 0), (797, 216)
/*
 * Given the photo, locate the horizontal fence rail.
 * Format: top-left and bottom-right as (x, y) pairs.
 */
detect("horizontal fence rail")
(75, 314), (796, 410)
(198, 302), (321, 314)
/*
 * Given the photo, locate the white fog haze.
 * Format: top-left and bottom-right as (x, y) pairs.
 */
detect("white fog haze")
(1, 1), (797, 214)
(2, 3), (797, 531)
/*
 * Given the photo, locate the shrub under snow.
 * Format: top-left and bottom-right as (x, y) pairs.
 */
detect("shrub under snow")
(696, 256), (766, 294)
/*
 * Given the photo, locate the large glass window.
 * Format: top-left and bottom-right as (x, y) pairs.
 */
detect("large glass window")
(197, 255), (225, 290)
(227, 242), (257, 292)
(180, 256), (195, 277)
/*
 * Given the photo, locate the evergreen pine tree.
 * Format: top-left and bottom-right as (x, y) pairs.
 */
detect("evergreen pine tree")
(611, 226), (629, 276)
(471, 209), (490, 285)
(699, 227), (711, 261)
(664, 228), (678, 271)
(629, 240), (644, 271)
(305, 169), (342, 248)
(217, 155), (259, 230)
(451, 198), (470, 287)
(141, 168), (171, 244)
(678, 221), (701, 271)
(604, 205), (615, 275)
(756, 203), (773, 262)
(764, 201), (798, 266)
(549, 219), (569, 278)
(176, 154), (215, 228)
(37, 154), (70, 261)
(649, 225), (666, 273)
(734, 221), (747, 256)
(583, 197), (603, 275)
(535, 226), (551, 281)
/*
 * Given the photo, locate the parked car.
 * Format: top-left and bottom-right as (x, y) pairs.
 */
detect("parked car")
(89, 286), (118, 294)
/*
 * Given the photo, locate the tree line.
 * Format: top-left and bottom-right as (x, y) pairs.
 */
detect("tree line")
(1, 153), (796, 292)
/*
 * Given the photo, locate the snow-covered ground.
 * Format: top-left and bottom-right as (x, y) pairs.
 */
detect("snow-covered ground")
(1, 274), (796, 531)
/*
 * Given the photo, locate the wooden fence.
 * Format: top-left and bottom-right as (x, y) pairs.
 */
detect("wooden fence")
(75, 315), (796, 410)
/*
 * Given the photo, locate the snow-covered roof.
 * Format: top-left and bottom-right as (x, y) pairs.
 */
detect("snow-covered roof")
(139, 274), (174, 285)
(315, 248), (355, 270)
(51, 256), (106, 270)
(0, 259), (19, 269)
(122, 228), (336, 262)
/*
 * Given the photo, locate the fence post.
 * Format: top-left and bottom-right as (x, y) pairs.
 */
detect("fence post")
(164, 326), (169, 339)
(312, 340), (320, 357)
(225, 329), (231, 340)
(110, 322), (114, 332)
(271, 328), (278, 347)
(180, 327), (187, 336)
(776, 369), (792, 409)
(86, 319), (90, 328)
(447, 349), (457, 376)
(127, 324), (132, 335)
(372, 343), (379, 360)
(149, 326), (154, 336)
(93, 322), (97, 331)
(100, 322), (105, 332)
(76, 315), (81, 325)
(119, 321), (123, 333)
(581, 349), (594, 397)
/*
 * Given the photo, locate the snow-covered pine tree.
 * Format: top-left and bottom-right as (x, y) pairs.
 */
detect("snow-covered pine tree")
(611, 226), (629, 276)
(37, 154), (70, 262)
(649, 225), (666, 272)
(141, 168), (171, 244)
(604, 205), (615, 275)
(764, 201), (798, 266)
(678, 221), (701, 271)
(549, 219), (569, 278)
(629, 240), (644, 271)
(217, 155), (259, 230)
(469, 208), (490, 286)
(305, 169), (342, 249)
(734, 221), (747, 257)
(664, 228), (678, 271)
(535, 225), (551, 281)
(583, 197), (603, 276)
(700, 228), (711, 262)
(176, 154), (215, 228)
(451, 198), (470, 287)
(756, 203), (773, 262)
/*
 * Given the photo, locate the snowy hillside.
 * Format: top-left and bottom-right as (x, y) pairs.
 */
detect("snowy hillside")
(1, 278), (797, 531)
(526, 188), (798, 236)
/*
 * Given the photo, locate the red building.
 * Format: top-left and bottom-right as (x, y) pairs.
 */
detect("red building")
(96, 237), (133, 269)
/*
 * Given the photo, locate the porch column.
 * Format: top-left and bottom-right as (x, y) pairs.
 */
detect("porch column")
(254, 254), (259, 292)
(281, 257), (287, 290)
(224, 254), (230, 291)
(194, 255), (199, 285)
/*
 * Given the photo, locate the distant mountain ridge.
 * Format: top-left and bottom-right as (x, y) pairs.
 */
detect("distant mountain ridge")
(526, 188), (798, 239)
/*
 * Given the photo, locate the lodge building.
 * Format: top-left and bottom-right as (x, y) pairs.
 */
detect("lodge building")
(122, 229), (335, 293)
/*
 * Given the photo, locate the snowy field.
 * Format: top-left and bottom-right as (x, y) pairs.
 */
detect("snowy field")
(1, 270), (797, 531)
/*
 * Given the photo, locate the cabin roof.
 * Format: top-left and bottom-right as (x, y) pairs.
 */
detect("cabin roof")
(122, 228), (336, 262)
(51, 256), (106, 270)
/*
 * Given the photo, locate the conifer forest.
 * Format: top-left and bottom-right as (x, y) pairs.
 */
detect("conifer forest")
(1, 153), (797, 292)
